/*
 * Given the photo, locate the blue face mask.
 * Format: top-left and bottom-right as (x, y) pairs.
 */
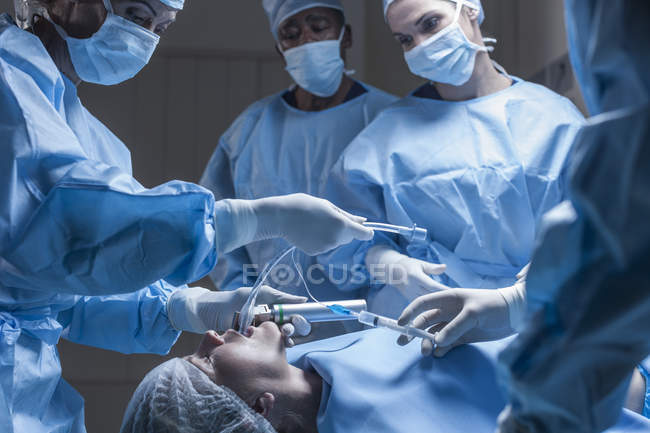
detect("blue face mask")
(404, 0), (490, 86)
(50, 0), (160, 85)
(280, 27), (345, 98)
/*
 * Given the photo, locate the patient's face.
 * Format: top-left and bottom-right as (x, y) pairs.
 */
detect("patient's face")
(185, 322), (288, 400)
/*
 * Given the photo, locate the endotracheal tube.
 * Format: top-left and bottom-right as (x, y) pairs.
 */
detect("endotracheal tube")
(238, 221), (433, 344)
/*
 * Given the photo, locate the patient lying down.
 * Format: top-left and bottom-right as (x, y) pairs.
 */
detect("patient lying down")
(120, 322), (650, 433)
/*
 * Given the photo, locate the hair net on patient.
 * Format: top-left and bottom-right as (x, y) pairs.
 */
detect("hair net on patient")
(263, 0), (344, 39)
(120, 358), (276, 433)
(382, 0), (484, 25)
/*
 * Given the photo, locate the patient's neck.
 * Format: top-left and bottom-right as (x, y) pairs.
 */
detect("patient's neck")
(273, 365), (322, 433)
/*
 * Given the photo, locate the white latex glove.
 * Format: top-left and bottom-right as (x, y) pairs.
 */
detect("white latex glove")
(166, 286), (307, 333)
(365, 245), (447, 295)
(397, 287), (516, 357)
(280, 315), (312, 347)
(215, 194), (374, 256)
(499, 272), (528, 331)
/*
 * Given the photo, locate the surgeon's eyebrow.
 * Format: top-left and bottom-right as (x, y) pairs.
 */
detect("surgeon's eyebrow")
(415, 12), (434, 27)
(126, 0), (157, 16)
(305, 13), (331, 22)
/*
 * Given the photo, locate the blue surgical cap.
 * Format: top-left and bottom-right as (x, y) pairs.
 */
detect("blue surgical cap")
(263, 0), (344, 39)
(159, 0), (184, 10)
(383, 0), (484, 25)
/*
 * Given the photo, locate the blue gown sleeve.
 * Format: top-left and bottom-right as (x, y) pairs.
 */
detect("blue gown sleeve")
(57, 280), (181, 354)
(0, 55), (218, 297)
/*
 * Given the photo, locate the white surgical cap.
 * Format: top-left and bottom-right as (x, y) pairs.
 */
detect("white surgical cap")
(263, 0), (344, 39)
(120, 358), (277, 433)
(159, 0), (185, 10)
(383, 0), (485, 25)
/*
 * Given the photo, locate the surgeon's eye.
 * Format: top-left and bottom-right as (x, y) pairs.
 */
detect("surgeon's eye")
(310, 18), (331, 33)
(279, 26), (301, 41)
(125, 8), (148, 26)
(155, 23), (170, 35)
(420, 15), (441, 34)
(396, 34), (413, 48)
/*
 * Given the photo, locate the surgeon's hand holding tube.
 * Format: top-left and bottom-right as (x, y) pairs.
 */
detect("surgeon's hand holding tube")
(397, 270), (527, 357)
(214, 193), (374, 256)
(166, 286), (307, 334)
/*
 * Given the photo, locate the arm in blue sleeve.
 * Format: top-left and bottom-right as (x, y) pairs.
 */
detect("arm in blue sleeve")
(57, 280), (181, 355)
(1, 165), (218, 295)
(0, 68), (218, 296)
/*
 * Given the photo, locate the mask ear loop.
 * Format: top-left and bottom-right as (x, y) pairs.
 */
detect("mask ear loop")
(451, 0), (464, 26)
(483, 37), (497, 53)
(453, 0), (493, 54)
(337, 23), (356, 76)
(102, 0), (114, 14)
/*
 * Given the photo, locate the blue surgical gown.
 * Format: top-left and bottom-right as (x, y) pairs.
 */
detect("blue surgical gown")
(0, 15), (221, 433)
(322, 77), (584, 314)
(200, 82), (396, 301)
(286, 329), (650, 433)
(497, 1), (650, 431)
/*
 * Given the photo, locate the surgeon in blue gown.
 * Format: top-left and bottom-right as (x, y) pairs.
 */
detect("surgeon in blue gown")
(0, 0), (374, 431)
(200, 0), (397, 302)
(494, 0), (650, 432)
(321, 0), (585, 319)
(121, 324), (650, 433)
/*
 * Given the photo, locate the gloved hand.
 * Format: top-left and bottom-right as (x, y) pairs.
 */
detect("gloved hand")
(215, 194), (374, 256)
(280, 315), (312, 347)
(365, 245), (447, 296)
(166, 286), (307, 333)
(396, 287), (518, 357)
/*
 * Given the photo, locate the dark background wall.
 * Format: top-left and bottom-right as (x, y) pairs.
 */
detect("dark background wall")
(0, 1), (584, 431)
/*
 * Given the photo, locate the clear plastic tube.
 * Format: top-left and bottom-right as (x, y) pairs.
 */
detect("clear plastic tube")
(363, 222), (427, 242)
(237, 246), (297, 331)
(238, 245), (329, 331)
(238, 222), (427, 331)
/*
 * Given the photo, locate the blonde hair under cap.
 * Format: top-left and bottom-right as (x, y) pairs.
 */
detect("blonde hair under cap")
(383, 0), (485, 25)
(262, 0), (344, 39)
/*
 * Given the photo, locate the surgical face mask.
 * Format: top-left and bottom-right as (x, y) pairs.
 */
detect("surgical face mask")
(404, 0), (490, 86)
(49, 0), (160, 85)
(280, 28), (346, 97)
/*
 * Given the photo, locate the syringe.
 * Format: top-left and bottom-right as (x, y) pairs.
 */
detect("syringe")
(326, 304), (436, 344)
(363, 222), (427, 242)
(357, 311), (437, 344)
